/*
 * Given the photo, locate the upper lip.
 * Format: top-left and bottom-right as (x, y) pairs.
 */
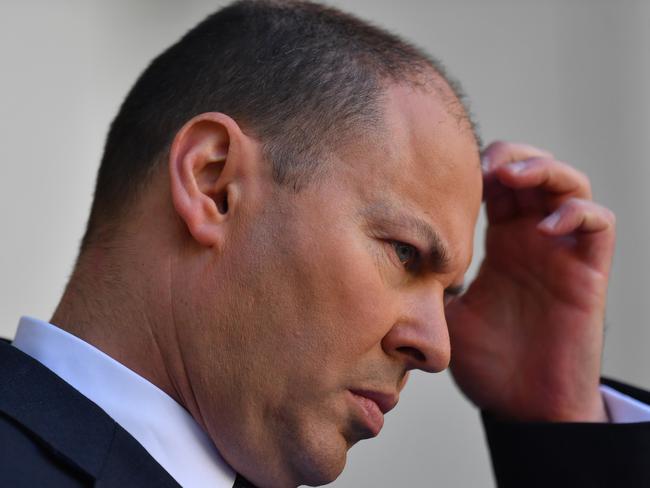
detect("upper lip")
(349, 389), (399, 414)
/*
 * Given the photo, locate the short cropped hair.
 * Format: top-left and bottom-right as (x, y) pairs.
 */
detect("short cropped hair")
(81, 0), (476, 251)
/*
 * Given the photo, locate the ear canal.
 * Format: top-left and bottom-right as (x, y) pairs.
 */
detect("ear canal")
(216, 191), (229, 215)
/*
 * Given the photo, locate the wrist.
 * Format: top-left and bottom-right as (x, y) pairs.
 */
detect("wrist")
(496, 394), (609, 423)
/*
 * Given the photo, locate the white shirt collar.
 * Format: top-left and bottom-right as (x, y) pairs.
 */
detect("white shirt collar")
(12, 316), (236, 488)
(601, 384), (650, 423)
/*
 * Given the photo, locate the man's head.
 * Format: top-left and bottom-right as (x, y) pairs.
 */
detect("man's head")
(65, 1), (482, 486)
(81, 0), (477, 249)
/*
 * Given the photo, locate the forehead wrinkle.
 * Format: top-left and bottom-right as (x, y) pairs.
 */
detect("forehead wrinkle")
(360, 200), (453, 272)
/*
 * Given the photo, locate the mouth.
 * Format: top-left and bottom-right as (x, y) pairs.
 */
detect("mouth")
(347, 389), (399, 437)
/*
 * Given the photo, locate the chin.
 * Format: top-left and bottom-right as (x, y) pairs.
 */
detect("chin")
(294, 454), (347, 487)
(289, 428), (349, 487)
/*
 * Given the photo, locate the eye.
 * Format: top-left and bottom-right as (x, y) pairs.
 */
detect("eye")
(391, 241), (419, 268)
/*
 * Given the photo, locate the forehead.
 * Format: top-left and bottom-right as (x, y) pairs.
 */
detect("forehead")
(337, 81), (482, 270)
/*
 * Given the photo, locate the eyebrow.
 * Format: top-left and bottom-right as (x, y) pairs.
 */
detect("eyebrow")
(360, 202), (453, 273)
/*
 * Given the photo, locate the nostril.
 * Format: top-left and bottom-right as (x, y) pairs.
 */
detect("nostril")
(396, 346), (426, 363)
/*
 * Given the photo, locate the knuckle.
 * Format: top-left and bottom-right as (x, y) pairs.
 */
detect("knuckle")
(555, 161), (592, 193)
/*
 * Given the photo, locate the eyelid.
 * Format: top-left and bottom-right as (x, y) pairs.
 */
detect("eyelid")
(387, 239), (421, 270)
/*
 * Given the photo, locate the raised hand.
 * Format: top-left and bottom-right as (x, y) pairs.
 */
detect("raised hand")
(447, 141), (616, 422)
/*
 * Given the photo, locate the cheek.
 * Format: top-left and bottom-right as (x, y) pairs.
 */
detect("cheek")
(293, 234), (396, 358)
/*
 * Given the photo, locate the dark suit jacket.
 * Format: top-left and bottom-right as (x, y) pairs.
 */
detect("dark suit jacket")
(0, 340), (256, 488)
(1, 338), (648, 487)
(482, 377), (650, 487)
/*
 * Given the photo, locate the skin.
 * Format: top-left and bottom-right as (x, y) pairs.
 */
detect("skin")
(49, 78), (615, 486)
(447, 142), (615, 422)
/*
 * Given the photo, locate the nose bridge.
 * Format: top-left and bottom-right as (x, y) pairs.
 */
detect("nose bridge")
(382, 283), (450, 373)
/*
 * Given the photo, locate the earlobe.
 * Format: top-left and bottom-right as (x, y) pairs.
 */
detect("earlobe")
(168, 112), (244, 248)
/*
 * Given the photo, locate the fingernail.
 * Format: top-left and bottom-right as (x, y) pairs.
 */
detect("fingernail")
(508, 161), (528, 174)
(481, 155), (491, 172)
(540, 211), (561, 230)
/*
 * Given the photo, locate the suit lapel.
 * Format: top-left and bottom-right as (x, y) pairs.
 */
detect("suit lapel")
(233, 473), (259, 488)
(96, 425), (180, 487)
(0, 340), (180, 487)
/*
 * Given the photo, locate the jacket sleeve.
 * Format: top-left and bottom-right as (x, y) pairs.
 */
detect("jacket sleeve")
(482, 378), (650, 488)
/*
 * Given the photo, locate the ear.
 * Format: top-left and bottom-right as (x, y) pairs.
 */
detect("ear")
(168, 112), (256, 248)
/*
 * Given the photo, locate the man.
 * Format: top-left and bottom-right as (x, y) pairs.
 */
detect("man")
(1, 1), (648, 487)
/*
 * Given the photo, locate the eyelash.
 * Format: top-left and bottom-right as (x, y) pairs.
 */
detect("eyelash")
(388, 240), (421, 271)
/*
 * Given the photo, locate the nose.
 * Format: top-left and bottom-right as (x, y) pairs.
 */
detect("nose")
(381, 287), (450, 373)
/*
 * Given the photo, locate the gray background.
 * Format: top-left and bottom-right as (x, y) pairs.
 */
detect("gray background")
(1, 1), (648, 486)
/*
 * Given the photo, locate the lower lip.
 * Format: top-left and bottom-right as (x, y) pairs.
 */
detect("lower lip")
(349, 391), (384, 436)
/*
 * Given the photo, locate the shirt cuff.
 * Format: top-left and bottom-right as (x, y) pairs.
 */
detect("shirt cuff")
(601, 384), (650, 423)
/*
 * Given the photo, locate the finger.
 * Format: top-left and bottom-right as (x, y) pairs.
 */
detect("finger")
(481, 141), (553, 173)
(495, 157), (592, 200)
(537, 198), (616, 235)
(483, 180), (518, 221)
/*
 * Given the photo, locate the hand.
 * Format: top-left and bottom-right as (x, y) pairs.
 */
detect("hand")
(446, 141), (616, 422)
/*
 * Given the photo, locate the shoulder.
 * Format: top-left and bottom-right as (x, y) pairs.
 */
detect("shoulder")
(0, 339), (114, 486)
(0, 340), (180, 488)
(0, 412), (91, 487)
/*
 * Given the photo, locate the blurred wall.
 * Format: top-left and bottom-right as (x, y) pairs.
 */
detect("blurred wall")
(0, 1), (648, 486)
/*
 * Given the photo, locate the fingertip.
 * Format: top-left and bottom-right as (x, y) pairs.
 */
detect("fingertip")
(538, 211), (562, 233)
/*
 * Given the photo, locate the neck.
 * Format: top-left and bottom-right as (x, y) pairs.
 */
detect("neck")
(50, 240), (200, 423)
